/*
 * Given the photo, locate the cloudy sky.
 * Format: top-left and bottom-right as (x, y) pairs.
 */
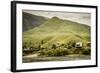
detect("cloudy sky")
(23, 10), (91, 26)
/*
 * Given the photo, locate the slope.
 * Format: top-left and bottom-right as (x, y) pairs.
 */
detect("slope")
(23, 12), (47, 31)
(23, 16), (91, 48)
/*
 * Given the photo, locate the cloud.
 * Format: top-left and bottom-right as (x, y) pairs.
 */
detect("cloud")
(23, 10), (91, 26)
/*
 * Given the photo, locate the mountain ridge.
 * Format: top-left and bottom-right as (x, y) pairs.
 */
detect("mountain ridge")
(25, 16), (90, 34)
(23, 12), (48, 31)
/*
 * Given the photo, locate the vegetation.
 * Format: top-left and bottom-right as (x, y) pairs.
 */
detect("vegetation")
(23, 12), (47, 31)
(39, 49), (70, 56)
(22, 13), (91, 57)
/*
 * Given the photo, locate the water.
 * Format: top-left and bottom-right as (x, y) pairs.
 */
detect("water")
(23, 55), (91, 63)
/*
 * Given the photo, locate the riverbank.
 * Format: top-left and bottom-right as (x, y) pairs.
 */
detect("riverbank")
(23, 54), (91, 63)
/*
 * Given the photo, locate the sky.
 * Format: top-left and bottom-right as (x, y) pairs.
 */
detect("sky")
(23, 10), (91, 26)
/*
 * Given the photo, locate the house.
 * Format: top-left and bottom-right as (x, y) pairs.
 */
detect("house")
(75, 42), (82, 48)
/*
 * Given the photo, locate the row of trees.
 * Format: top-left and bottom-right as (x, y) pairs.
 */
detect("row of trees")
(23, 40), (91, 56)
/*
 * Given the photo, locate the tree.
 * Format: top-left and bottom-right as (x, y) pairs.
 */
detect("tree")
(41, 40), (44, 44)
(52, 44), (56, 49)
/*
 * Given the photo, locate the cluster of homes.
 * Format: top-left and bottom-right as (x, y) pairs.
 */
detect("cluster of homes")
(23, 41), (91, 55)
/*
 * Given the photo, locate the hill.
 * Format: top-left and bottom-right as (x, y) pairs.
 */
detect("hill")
(23, 12), (47, 31)
(23, 16), (90, 49)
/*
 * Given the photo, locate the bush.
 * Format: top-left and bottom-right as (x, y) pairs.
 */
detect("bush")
(67, 41), (76, 49)
(73, 48), (83, 54)
(82, 48), (91, 55)
(39, 48), (70, 57)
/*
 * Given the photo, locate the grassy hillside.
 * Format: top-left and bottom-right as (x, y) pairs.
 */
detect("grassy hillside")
(23, 12), (47, 31)
(23, 16), (90, 50)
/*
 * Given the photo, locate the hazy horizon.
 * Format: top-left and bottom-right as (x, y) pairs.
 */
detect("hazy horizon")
(23, 10), (91, 26)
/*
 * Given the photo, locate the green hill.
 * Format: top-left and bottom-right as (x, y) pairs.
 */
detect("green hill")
(23, 12), (47, 31)
(23, 16), (90, 49)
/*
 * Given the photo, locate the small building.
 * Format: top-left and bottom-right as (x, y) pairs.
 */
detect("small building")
(75, 42), (82, 48)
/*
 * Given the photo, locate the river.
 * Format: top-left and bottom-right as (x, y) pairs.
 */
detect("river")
(23, 54), (91, 63)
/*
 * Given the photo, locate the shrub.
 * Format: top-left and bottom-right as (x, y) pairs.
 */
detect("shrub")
(39, 48), (70, 57)
(73, 48), (83, 54)
(67, 41), (76, 49)
(82, 48), (91, 55)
